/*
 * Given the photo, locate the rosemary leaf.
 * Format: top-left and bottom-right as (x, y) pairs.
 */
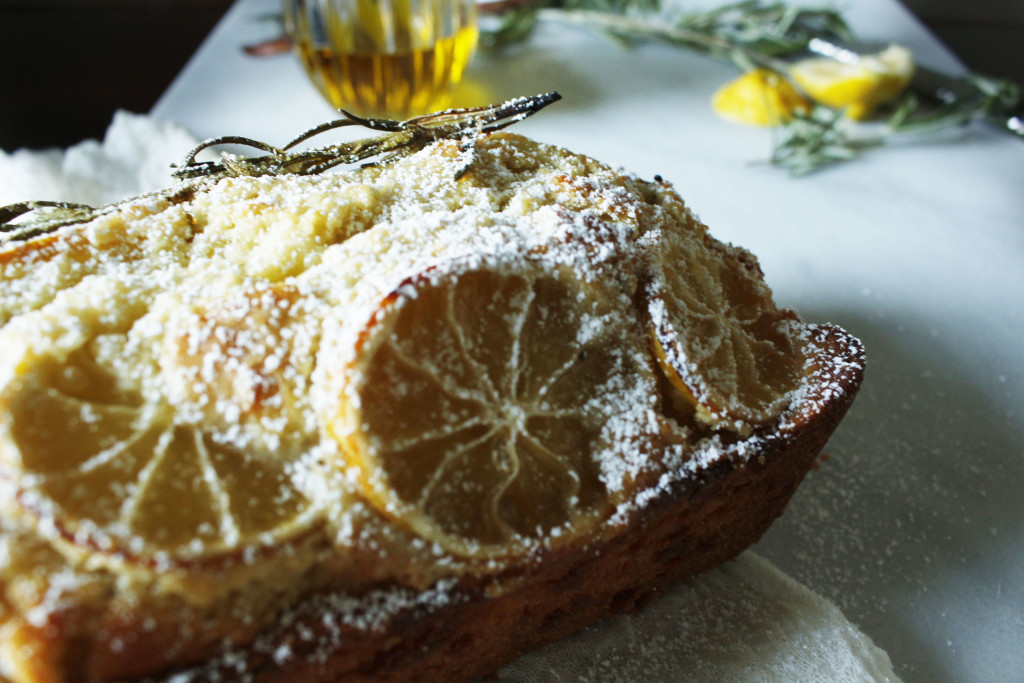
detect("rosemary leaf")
(485, 0), (850, 69)
(479, 0), (662, 51)
(768, 107), (882, 177)
(535, 2), (850, 72)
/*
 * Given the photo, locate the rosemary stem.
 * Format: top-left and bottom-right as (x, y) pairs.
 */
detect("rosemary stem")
(537, 8), (792, 72)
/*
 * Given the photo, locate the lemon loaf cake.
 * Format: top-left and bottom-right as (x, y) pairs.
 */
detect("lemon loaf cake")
(0, 100), (864, 682)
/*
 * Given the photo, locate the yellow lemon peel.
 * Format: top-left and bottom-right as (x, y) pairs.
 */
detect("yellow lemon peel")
(712, 68), (811, 126)
(789, 45), (914, 120)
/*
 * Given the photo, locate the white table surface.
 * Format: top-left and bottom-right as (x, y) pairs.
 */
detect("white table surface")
(153, 2), (1024, 680)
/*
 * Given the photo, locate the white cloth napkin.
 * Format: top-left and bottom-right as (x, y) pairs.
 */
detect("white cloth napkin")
(498, 552), (899, 682)
(1, 113), (900, 683)
(0, 110), (199, 207)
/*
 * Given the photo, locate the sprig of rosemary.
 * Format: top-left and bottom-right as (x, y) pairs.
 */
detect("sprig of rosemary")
(768, 107), (882, 176)
(173, 92), (561, 180)
(479, 0), (662, 51)
(0, 201), (107, 244)
(482, 0), (1023, 175)
(554, 5), (852, 78)
(482, 0), (851, 65)
(770, 75), (1023, 176)
(0, 93), (561, 244)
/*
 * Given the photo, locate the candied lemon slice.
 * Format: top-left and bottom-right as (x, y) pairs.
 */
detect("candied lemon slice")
(0, 340), (315, 564)
(645, 229), (804, 434)
(712, 68), (811, 126)
(789, 45), (914, 120)
(322, 256), (662, 558)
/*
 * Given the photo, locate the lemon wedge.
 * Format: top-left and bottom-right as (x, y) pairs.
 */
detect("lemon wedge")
(712, 68), (811, 126)
(789, 45), (914, 120)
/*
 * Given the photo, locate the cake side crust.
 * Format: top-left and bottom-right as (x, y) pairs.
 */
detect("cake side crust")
(141, 323), (864, 683)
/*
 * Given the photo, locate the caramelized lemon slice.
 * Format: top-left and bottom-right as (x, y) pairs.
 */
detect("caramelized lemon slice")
(158, 284), (321, 452)
(645, 229), (804, 434)
(322, 256), (662, 559)
(0, 339), (315, 565)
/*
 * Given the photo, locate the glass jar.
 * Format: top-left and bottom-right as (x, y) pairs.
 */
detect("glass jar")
(282, 0), (478, 120)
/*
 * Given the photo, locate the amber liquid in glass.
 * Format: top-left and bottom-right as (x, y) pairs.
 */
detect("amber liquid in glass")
(285, 0), (478, 120)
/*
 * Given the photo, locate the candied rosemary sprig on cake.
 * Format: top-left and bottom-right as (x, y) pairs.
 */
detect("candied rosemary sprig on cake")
(0, 92), (561, 244)
(172, 92), (562, 180)
(0, 201), (103, 243)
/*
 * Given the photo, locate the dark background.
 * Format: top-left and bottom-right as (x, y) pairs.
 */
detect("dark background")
(1, 0), (1022, 151)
